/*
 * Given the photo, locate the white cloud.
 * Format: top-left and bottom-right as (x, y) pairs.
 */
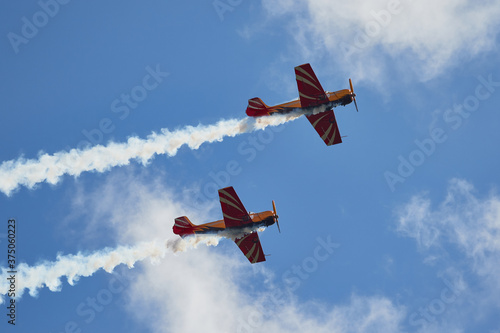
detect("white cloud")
(65, 170), (218, 244)
(125, 254), (406, 333)
(396, 178), (500, 278)
(75, 171), (407, 333)
(395, 178), (500, 329)
(260, 0), (500, 83)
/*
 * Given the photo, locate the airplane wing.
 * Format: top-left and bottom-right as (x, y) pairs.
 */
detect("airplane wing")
(295, 64), (342, 146)
(306, 110), (342, 146)
(234, 232), (266, 264)
(295, 63), (329, 108)
(219, 186), (251, 228)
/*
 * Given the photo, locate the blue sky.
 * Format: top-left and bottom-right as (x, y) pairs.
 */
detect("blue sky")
(1, 1), (500, 332)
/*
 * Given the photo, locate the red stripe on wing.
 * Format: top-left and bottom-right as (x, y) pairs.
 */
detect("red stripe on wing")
(295, 63), (328, 108)
(218, 186), (251, 228)
(306, 110), (342, 146)
(234, 232), (266, 264)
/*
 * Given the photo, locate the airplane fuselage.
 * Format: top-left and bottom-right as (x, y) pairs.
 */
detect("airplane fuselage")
(178, 210), (276, 237)
(247, 88), (353, 117)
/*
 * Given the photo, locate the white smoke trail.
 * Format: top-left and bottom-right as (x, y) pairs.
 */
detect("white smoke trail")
(0, 227), (265, 304)
(0, 111), (305, 196)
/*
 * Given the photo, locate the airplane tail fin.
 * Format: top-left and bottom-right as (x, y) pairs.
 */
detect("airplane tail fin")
(173, 216), (195, 237)
(246, 97), (270, 117)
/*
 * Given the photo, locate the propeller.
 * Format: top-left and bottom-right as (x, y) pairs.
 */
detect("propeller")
(349, 78), (358, 112)
(272, 200), (280, 233)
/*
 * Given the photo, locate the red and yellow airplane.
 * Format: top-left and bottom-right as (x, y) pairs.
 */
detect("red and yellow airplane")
(246, 63), (358, 146)
(173, 186), (279, 264)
